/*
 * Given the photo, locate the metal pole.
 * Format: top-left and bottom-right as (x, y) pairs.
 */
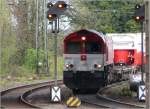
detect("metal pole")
(35, 0), (39, 75)
(44, 0), (49, 75)
(54, 19), (58, 86)
(145, 1), (150, 108)
(141, 21), (144, 82)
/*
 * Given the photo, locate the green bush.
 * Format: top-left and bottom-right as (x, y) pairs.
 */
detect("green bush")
(24, 48), (44, 70)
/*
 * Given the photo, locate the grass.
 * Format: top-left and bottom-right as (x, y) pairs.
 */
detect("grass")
(49, 56), (64, 79)
(0, 55), (64, 89)
(119, 87), (133, 97)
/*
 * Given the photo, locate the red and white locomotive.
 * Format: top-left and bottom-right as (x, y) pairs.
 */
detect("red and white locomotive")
(63, 29), (113, 91)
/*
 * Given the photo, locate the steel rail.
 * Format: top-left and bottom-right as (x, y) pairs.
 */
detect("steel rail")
(97, 81), (145, 108)
(79, 95), (109, 108)
(20, 80), (63, 108)
(1, 81), (52, 96)
(78, 81), (144, 109)
(1, 80), (62, 108)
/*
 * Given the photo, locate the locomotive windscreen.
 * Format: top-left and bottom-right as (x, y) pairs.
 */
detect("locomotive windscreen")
(85, 42), (100, 54)
(66, 42), (80, 54)
(66, 41), (101, 54)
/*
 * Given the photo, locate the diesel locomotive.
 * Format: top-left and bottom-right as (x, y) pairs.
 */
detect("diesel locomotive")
(63, 29), (114, 91)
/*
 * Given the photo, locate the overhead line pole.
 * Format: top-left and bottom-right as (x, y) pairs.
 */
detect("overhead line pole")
(54, 18), (58, 86)
(141, 21), (144, 82)
(145, 1), (150, 109)
(35, 0), (39, 75)
(44, 0), (49, 75)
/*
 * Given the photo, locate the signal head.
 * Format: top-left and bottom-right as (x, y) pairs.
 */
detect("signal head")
(47, 2), (53, 8)
(135, 16), (140, 20)
(135, 4), (141, 9)
(47, 13), (57, 21)
(55, 1), (67, 10)
(134, 16), (144, 22)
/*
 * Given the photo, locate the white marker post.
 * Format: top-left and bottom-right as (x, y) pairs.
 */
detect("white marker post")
(138, 81), (146, 101)
(51, 86), (61, 102)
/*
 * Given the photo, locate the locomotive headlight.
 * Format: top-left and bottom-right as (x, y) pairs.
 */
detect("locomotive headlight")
(81, 36), (86, 41)
(65, 64), (74, 69)
(97, 64), (102, 68)
(65, 64), (69, 68)
(94, 64), (102, 69)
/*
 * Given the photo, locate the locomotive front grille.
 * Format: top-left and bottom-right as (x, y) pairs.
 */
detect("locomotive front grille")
(72, 71), (105, 88)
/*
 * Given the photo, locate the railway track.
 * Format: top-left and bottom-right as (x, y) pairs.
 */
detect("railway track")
(1, 80), (63, 109)
(78, 81), (145, 109)
(20, 81), (63, 108)
(1, 80), (145, 109)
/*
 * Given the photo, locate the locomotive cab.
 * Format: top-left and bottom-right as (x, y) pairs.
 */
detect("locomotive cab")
(63, 29), (113, 91)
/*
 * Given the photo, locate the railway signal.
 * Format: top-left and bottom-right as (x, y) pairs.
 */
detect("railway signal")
(47, 13), (57, 21)
(55, 1), (67, 10)
(134, 4), (145, 22)
(46, 1), (67, 103)
(46, 1), (67, 21)
(133, 4), (145, 82)
(47, 2), (53, 8)
(134, 4), (146, 102)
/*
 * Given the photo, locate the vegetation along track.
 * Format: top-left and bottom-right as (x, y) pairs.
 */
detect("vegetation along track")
(1, 80), (63, 109)
(78, 81), (144, 109)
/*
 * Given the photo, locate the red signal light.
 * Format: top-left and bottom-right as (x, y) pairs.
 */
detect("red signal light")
(58, 4), (63, 8)
(134, 16), (144, 22)
(47, 13), (57, 20)
(55, 1), (67, 10)
(135, 16), (140, 20)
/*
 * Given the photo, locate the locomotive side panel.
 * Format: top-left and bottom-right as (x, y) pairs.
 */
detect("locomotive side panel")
(114, 49), (135, 65)
(105, 36), (114, 65)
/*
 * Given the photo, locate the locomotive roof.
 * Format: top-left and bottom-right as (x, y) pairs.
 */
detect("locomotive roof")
(87, 29), (106, 41)
(64, 29), (107, 42)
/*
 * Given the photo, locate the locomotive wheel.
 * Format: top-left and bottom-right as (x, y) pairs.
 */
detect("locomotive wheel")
(118, 73), (123, 81)
(107, 73), (112, 84)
